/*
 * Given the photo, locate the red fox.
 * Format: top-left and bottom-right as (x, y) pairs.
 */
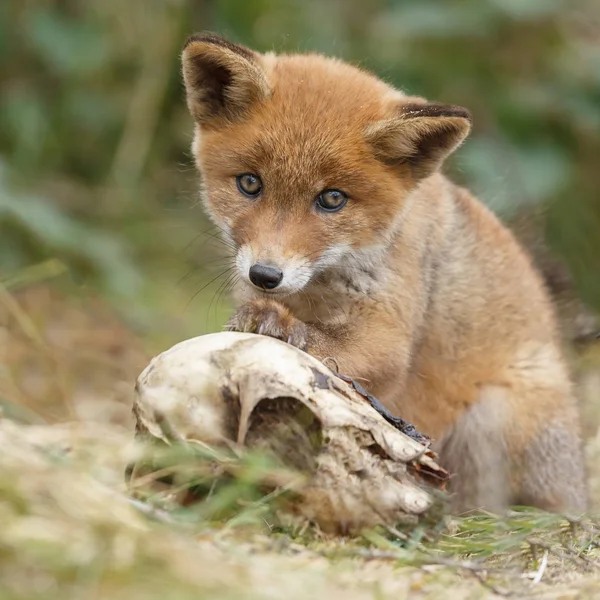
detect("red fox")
(181, 33), (587, 514)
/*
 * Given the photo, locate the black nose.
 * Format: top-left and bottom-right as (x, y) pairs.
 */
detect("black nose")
(248, 263), (283, 290)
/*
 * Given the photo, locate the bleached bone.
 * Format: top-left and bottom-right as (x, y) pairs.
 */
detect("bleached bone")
(131, 332), (449, 532)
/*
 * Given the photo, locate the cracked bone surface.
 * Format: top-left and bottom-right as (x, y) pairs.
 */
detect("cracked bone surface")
(131, 332), (448, 532)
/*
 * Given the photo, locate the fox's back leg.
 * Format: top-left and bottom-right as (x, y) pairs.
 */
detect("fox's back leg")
(516, 410), (587, 513)
(436, 384), (587, 515)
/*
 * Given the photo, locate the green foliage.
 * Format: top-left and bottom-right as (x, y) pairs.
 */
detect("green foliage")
(1, 0), (599, 316)
(128, 437), (301, 527)
(0, 161), (141, 297)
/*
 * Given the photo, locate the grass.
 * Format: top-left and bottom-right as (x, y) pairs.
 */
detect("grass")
(1, 281), (600, 599)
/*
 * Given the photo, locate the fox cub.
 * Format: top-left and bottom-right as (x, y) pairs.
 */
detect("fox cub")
(181, 33), (587, 514)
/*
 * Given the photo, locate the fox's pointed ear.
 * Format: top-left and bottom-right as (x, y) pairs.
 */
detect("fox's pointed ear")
(181, 33), (271, 126)
(366, 101), (471, 179)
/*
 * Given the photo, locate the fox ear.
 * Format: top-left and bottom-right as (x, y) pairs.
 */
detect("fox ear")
(181, 33), (271, 126)
(366, 102), (471, 179)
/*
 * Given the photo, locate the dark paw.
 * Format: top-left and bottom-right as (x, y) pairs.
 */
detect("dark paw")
(226, 299), (308, 350)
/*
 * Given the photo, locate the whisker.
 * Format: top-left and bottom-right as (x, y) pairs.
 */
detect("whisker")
(176, 267), (198, 287)
(185, 266), (235, 311)
(207, 269), (237, 331)
(214, 272), (239, 327)
(198, 229), (237, 252)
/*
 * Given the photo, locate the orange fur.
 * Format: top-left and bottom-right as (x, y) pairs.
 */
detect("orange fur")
(181, 33), (587, 514)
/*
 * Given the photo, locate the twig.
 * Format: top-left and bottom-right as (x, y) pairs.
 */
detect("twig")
(565, 516), (600, 549)
(532, 549), (548, 584)
(469, 569), (513, 598)
(384, 524), (409, 542)
(126, 497), (177, 524)
(527, 537), (598, 570)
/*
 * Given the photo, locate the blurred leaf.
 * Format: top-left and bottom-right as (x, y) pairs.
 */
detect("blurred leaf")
(2, 88), (49, 169)
(1, 259), (68, 291)
(63, 90), (118, 132)
(459, 137), (570, 216)
(514, 144), (571, 202)
(489, 0), (567, 20)
(0, 162), (141, 298)
(376, 2), (494, 40)
(26, 8), (109, 75)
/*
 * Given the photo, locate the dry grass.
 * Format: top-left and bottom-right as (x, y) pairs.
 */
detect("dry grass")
(1, 282), (600, 599)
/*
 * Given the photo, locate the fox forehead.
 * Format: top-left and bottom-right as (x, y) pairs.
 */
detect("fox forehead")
(262, 53), (396, 124)
(196, 54), (399, 190)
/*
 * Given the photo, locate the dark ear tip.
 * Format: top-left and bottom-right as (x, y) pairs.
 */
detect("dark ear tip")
(443, 105), (472, 122)
(182, 32), (257, 63)
(183, 32), (223, 51)
(401, 102), (472, 123)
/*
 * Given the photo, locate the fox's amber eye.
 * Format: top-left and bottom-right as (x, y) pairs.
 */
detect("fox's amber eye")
(316, 189), (348, 212)
(236, 173), (262, 197)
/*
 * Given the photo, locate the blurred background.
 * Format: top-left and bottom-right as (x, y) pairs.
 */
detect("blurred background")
(1, 0), (599, 463)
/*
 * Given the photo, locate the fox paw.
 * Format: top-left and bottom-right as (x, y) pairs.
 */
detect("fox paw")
(225, 299), (308, 350)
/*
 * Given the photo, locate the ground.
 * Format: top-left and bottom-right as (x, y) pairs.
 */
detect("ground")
(1, 281), (600, 599)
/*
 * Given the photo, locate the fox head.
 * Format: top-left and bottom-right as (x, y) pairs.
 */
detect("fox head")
(182, 33), (471, 296)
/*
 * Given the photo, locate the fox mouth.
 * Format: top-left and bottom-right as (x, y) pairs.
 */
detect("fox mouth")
(240, 277), (302, 298)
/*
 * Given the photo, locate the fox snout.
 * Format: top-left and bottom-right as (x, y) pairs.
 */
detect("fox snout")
(235, 244), (315, 295)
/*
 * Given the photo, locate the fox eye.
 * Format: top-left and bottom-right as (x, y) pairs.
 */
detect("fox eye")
(315, 189), (348, 212)
(236, 173), (262, 198)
